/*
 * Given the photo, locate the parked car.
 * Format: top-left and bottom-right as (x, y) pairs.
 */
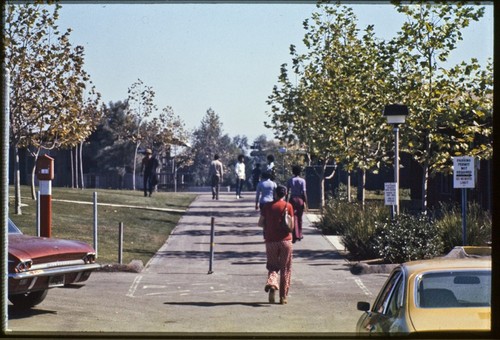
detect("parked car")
(356, 247), (491, 335)
(8, 218), (101, 309)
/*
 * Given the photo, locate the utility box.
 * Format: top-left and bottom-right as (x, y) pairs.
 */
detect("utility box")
(36, 154), (54, 180)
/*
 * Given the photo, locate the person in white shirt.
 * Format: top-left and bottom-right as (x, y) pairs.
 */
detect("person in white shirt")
(235, 154), (246, 199)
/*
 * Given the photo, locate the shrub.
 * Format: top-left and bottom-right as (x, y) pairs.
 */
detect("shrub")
(374, 213), (444, 264)
(435, 202), (492, 253)
(316, 200), (390, 259)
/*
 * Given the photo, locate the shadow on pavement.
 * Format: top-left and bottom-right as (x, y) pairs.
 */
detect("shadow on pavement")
(8, 306), (57, 319)
(164, 301), (270, 308)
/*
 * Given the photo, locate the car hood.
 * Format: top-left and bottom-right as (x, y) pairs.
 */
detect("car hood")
(409, 307), (490, 332)
(8, 234), (95, 262)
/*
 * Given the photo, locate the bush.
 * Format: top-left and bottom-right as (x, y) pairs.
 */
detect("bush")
(374, 213), (444, 264)
(316, 200), (390, 259)
(435, 202), (492, 253)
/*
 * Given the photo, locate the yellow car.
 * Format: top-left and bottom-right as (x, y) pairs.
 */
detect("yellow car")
(356, 247), (491, 335)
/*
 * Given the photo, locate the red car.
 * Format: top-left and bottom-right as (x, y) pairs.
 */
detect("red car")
(8, 219), (100, 309)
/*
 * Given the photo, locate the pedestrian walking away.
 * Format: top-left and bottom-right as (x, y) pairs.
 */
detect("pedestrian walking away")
(260, 185), (294, 305)
(235, 154), (246, 199)
(255, 171), (277, 211)
(251, 163), (262, 191)
(141, 148), (159, 197)
(287, 165), (308, 243)
(208, 154), (224, 200)
(266, 154), (276, 181)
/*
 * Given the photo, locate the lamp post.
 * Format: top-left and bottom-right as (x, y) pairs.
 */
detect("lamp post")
(383, 104), (408, 217)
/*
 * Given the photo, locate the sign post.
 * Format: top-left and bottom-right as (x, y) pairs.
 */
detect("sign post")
(453, 156), (475, 246)
(384, 182), (397, 220)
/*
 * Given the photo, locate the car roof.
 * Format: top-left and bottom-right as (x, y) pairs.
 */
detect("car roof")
(401, 248), (491, 276)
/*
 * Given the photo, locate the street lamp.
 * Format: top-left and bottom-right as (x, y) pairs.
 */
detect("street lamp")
(383, 104), (409, 217)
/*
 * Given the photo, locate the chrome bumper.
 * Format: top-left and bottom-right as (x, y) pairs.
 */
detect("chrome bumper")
(9, 263), (101, 280)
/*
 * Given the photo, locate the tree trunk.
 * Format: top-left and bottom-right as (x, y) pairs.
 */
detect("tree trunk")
(30, 149), (41, 200)
(74, 147), (79, 189)
(356, 169), (366, 206)
(320, 163), (337, 210)
(421, 161), (429, 213)
(30, 160), (36, 200)
(70, 148), (74, 188)
(79, 141), (84, 189)
(346, 172), (351, 203)
(132, 142), (140, 191)
(14, 145), (22, 215)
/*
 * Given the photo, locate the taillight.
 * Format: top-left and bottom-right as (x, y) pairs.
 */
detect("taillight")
(15, 260), (33, 273)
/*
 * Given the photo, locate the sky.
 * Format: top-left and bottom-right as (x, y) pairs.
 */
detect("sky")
(54, 1), (494, 143)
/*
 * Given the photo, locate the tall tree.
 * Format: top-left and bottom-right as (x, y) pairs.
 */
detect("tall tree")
(84, 100), (137, 183)
(4, 1), (101, 213)
(189, 108), (236, 186)
(267, 4), (390, 208)
(390, 1), (488, 211)
(126, 79), (157, 190)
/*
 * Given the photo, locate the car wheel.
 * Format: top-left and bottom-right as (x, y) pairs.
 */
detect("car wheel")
(9, 290), (48, 309)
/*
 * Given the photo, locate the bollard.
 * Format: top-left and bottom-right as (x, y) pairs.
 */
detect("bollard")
(208, 217), (215, 274)
(36, 155), (54, 237)
(118, 222), (123, 265)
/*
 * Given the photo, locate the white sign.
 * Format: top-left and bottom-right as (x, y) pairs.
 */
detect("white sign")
(453, 156), (475, 188)
(384, 182), (398, 206)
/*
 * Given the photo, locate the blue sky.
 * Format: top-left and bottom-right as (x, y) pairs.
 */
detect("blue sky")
(56, 2), (494, 143)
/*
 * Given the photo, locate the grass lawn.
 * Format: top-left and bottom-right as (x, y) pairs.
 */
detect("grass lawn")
(9, 186), (197, 266)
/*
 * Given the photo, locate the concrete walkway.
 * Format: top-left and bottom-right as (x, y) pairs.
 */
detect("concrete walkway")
(121, 191), (382, 334)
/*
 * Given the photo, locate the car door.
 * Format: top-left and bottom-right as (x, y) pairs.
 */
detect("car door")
(357, 269), (405, 334)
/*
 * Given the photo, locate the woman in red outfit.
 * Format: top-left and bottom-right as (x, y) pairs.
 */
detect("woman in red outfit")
(261, 185), (294, 304)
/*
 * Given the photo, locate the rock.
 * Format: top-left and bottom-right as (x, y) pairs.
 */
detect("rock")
(350, 262), (398, 275)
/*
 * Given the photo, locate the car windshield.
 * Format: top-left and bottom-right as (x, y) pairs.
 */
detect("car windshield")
(8, 219), (22, 234)
(416, 270), (491, 308)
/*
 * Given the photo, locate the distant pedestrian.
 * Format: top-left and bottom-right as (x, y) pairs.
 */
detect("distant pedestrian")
(255, 171), (277, 211)
(266, 154), (276, 181)
(251, 163), (262, 191)
(141, 148), (159, 197)
(208, 154), (224, 200)
(287, 165), (308, 243)
(261, 185), (294, 304)
(235, 154), (246, 199)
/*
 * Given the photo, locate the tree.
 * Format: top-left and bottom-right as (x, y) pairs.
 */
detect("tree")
(189, 108), (237, 186)
(126, 79), (157, 190)
(390, 1), (489, 211)
(4, 1), (101, 213)
(84, 100), (137, 180)
(266, 4), (390, 208)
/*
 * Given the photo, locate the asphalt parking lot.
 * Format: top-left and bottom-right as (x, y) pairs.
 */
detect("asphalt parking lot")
(6, 192), (389, 337)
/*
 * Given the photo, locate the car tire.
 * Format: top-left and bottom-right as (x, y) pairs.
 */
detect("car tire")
(9, 290), (48, 309)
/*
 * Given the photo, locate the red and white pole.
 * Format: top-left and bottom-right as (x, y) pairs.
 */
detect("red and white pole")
(36, 154), (54, 238)
(39, 179), (52, 238)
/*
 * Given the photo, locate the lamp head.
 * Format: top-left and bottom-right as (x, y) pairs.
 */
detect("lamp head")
(383, 104), (408, 124)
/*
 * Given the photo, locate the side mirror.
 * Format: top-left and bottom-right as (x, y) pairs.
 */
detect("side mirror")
(357, 301), (370, 312)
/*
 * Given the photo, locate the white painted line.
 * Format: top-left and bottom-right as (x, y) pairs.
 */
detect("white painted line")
(354, 277), (372, 296)
(143, 285), (167, 289)
(126, 275), (143, 298)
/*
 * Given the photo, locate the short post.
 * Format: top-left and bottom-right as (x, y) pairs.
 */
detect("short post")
(36, 155), (54, 237)
(208, 217), (215, 274)
(118, 222), (124, 265)
(93, 191), (98, 257)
